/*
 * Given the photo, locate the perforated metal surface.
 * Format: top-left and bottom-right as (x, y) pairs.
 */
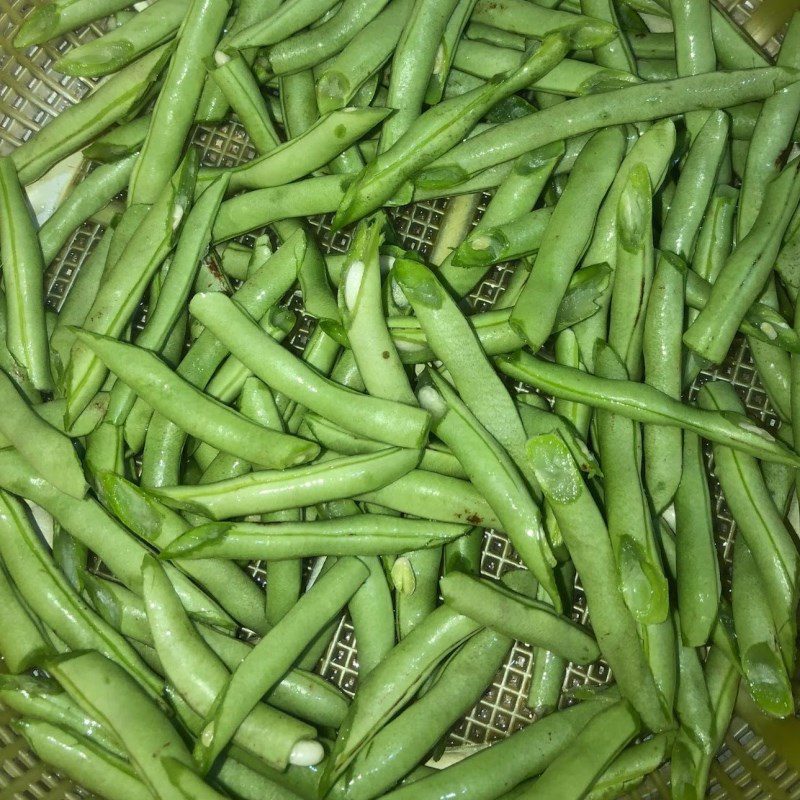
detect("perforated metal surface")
(0, 1), (799, 799)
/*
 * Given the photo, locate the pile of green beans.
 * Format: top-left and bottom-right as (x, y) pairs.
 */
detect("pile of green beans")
(4, 1), (800, 799)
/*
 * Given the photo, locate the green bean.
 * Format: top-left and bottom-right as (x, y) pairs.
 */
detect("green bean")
(355, 469), (499, 528)
(510, 126), (626, 350)
(673, 431), (720, 648)
(203, 108), (390, 196)
(466, 20), (527, 49)
(216, 758), (310, 800)
(0, 490), (159, 692)
(671, 0), (716, 139)
(594, 344), (668, 625)
(76, 329), (320, 470)
(383, 698), (612, 800)
(663, 111), (730, 262)
(0, 369), (86, 497)
(161, 515), (468, 560)
(51, 525), (87, 595)
(415, 68), (798, 188)
(264, 0), (390, 77)
(472, 0), (616, 48)
(55, 0), (189, 77)
(526, 563), (574, 717)
(548, 331), (589, 438)
(39, 156), (135, 266)
(303, 414), (467, 477)
(516, 400), (599, 478)
(710, 5), (769, 69)
(451, 208), (551, 268)
(0, 157), (52, 391)
(608, 163), (654, 381)
(640, 251), (685, 514)
(64, 153), (197, 426)
(417, 370), (558, 605)
(99, 472), (269, 634)
(437, 142), (563, 298)
(128, 0), (229, 205)
(154, 448), (419, 519)
(498, 347), (800, 466)
(12, 46), (171, 185)
(443, 525), (483, 576)
(699, 382), (799, 673)
(441, 571), (597, 662)
(339, 214), (416, 403)
(685, 157), (800, 363)
(194, 557), (367, 771)
(423, 0), (478, 106)
(280, 69), (320, 140)
(212, 174), (350, 241)
(740, 23), (800, 235)
(47, 650), (197, 798)
(732, 537), (794, 718)
(227, 0), (341, 49)
(315, 0), (411, 113)
(0, 448), (232, 632)
(322, 605), (482, 792)
(206, 51), (281, 157)
(511, 701), (640, 799)
(627, 31), (674, 59)
(341, 627), (511, 800)
(0, 561), (53, 673)
(680, 260), (800, 355)
(585, 733), (672, 800)
(395, 546), (442, 638)
(189, 292), (429, 447)
(337, 36), (570, 228)
(581, 0), (636, 74)
(684, 185), (739, 382)
(143, 554), (320, 770)
(391, 258), (533, 487)
(14, 719), (152, 800)
(636, 58), (677, 81)
(452, 40), (639, 95)
(526, 433), (672, 732)
(50, 225), (115, 378)
(14, 0), (137, 46)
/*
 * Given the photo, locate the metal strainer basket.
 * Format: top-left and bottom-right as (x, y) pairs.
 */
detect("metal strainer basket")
(1, 2), (799, 798)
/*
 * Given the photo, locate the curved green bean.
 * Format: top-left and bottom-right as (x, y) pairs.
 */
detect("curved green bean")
(497, 347), (800, 467)
(189, 292), (429, 448)
(415, 68), (798, 187)
(75, 329), (319, 470)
